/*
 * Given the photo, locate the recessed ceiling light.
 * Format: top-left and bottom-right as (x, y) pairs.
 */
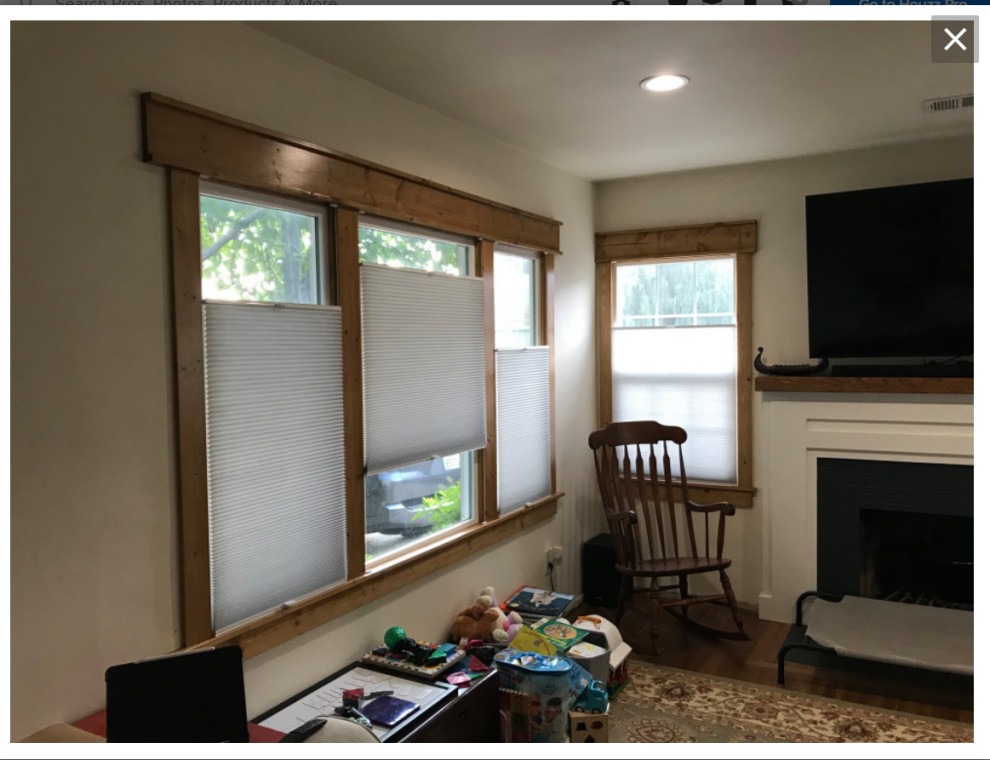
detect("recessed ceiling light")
(639, 74), (690, 93)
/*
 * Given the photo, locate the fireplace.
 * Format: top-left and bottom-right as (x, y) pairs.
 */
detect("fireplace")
(759, 392), (973, 623)
(816, 458), (973, 608)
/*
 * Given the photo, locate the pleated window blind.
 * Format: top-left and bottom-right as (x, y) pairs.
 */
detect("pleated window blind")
(612, 325), (737, 483)
(203, 302), (346, 632)
(496, 348), (551, 514)
(360, 263), (487, 475)
(611, 257), (738, 484)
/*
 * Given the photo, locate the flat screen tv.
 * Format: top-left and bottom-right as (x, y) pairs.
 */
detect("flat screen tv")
(805, 178), (973, 360)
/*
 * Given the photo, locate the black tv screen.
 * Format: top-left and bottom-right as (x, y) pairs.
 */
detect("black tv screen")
(805, 178), (973, 359)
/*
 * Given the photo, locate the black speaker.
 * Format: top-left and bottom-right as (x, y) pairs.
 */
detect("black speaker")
(582, 533), (622, 608)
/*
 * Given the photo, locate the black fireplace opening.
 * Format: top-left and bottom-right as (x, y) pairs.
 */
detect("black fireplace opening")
(817, 458), (973, 608)
(861, 510), (973, 607)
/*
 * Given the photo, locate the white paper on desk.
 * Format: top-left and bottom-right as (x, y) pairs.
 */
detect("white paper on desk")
(257, 666), (450, 739)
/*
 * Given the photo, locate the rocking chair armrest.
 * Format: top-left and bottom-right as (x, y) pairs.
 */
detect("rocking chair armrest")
(686, 500), (736, 517)
(606, 509), (639, 525)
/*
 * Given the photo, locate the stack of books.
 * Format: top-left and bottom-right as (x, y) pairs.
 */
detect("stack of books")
(500, 586), (579, 624)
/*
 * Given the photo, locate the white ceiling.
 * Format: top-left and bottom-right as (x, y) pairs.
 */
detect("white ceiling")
(247, 21), (973, 182)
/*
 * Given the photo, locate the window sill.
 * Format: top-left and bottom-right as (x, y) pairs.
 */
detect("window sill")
(686, 483), (755, 508)
(615, 476), (754, 508)
(190, 492), (563, 659)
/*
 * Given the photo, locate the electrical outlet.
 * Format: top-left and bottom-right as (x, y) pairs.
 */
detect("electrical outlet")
(546, 545), (564, 567)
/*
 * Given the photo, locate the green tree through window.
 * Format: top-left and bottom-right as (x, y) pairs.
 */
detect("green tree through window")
(200, 193), (319, 305)
(358, 227), (467, 274)
(617, 259), (734, 327)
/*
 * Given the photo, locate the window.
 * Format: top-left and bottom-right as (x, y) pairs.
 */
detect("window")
(359, 220), (471, 275)
(365, 453), (474, 559)
(494, 249), (552, 514)
(148, 93), (561, 655)
(612, 258), (738, 483)
(615, 258), (734, 328)
(595, 221), (755, 505)
(359, 221), (478, 562)
(494, 252), (538, 348)
(198, 188), (344, 631)
(200, 183), (326, 305)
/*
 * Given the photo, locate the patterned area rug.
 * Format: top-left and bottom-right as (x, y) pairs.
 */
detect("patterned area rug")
(609, 662), (972, 743)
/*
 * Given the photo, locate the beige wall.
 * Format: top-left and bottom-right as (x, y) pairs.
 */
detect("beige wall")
(10, 21), (601, 739)
(595, 136), (974, 606)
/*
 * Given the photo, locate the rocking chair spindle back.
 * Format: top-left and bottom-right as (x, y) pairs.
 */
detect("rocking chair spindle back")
(589, 421), (747, 651)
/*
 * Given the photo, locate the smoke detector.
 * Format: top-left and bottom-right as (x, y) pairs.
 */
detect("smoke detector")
(923, 93), (974, 113)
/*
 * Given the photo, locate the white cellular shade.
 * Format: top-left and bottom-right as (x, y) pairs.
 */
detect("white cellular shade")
(612, 325), (737, 483)
(203, 302), (347, 632)
(361, 264), (487, 474)
(496, 348), (551, 514)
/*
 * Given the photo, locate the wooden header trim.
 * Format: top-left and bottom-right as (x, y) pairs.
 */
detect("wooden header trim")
(595, 220), (757, 262)
(142, 92), (561, 253)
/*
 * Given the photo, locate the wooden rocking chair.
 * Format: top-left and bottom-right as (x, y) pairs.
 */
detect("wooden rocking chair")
(589, 420), (748, 652)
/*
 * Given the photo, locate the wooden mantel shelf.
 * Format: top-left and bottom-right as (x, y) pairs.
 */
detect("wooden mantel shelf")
(754, 376), (973, 394)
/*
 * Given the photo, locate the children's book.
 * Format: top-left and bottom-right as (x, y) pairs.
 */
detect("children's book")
(507, 626), (559, 657)
(502, 586), (577, 618)
(530, 619), (589, 652)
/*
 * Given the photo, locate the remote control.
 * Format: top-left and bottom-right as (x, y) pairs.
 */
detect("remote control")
(278, 717), (327, 743)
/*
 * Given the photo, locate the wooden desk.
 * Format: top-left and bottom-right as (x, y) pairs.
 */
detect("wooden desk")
(401, 669), (499, 743)
(252, 661), (499, 743)
(64, 662), (500, 743)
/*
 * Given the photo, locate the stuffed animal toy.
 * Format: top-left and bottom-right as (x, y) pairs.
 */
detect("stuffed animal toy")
(475, 586), (524, 645)
(503, 612), (524, 643)
(451, 600), (504, 648)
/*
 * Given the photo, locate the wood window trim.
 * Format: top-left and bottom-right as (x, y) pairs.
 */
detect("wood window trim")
(143, 92), (561, 254)
(187, 495), (562, 659)
(480, 241), (499, 524)
(338, 208), (366, 581)
(157, 96), (562, 657)
(169, 168), (212, 646)
(543, 254), (557, 493)
(594, 220), (757, 263)
(594, 221), (756, 508)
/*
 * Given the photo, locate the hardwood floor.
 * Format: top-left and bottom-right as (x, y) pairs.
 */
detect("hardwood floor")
(578, 598), (973, 724)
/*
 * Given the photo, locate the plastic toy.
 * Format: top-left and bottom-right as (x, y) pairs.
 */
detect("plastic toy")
(383, 626), (407, 648)
(571, 680), (608, 714)
(390, 636), (435, 666)
(568, 710), (609, 743)
(493, 651), (573, 743)
(382, 626), (437, 666)
(567, 641), (609, 684)
(572, 616), (632, 698)
(342, 688), (364, 707)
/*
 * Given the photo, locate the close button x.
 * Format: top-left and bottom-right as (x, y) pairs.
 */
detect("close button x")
(945, 28), (968, 51)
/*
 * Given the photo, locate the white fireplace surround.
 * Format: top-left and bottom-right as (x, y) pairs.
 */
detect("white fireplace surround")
(759, 392), (974, 623)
